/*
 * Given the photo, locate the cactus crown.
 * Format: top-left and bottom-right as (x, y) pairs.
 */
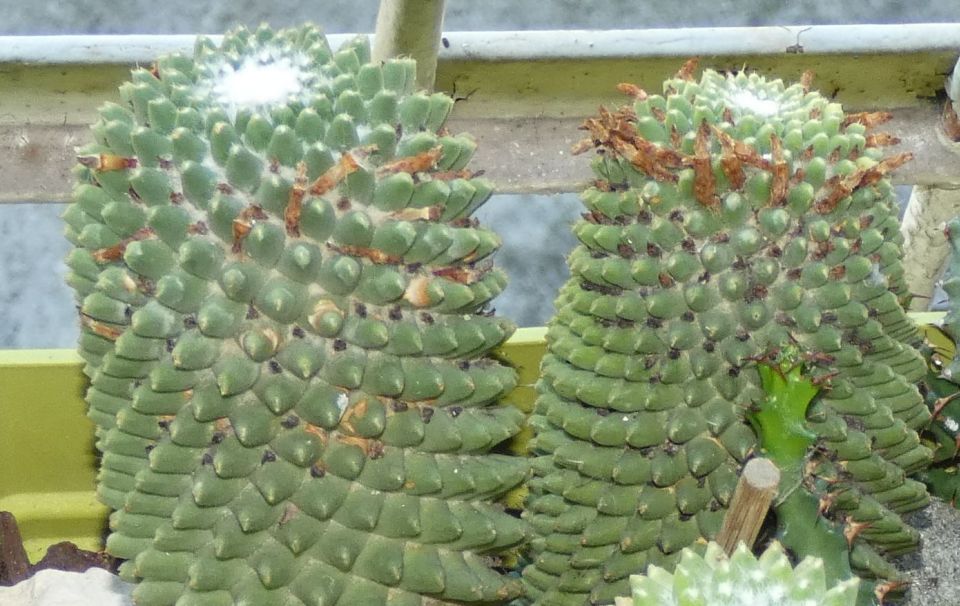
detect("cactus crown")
(621, 541), (859, 606)
(65, 23), (530, 606)
(195, 39), (320, 114)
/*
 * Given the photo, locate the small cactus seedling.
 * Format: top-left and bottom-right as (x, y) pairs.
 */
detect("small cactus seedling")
(614, 541), (859, 606)
(750, 348), (900, 605)
(524, 62), (931, 604)
(64, 24), (529, 605)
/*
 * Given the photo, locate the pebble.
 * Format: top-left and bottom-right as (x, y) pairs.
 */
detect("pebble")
(0, 568), (134, 606)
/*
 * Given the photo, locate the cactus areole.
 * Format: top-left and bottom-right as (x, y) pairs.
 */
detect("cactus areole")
(65, 24), (531, 605)
(524, 62), (931, 604)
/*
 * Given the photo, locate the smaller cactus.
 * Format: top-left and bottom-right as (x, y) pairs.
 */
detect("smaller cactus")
(615, 541), (859, 606)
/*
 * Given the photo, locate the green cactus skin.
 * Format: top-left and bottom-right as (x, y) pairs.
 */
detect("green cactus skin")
(617, 541), (859, 606)
(64, 24), (530, 606)
(523, 67), (931, 605)
(751, 354), (888, 606)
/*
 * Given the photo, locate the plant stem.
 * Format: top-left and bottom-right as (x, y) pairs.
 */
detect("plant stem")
(751, 362), (876, 605)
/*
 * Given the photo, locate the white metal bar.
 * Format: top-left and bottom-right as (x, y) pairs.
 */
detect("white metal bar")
(441, 23), (960, 59)
(3, 24), (960, 65)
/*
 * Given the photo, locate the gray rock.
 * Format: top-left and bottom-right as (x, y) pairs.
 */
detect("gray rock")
(895, 498), (960, 605)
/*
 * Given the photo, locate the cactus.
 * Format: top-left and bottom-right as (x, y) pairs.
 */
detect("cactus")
(913, 217), (960, 502)
(614, 541), (859, 606)
(749, 349), (887, 605)
(523, 63), (931, 605)
(63, 24), (530, 605)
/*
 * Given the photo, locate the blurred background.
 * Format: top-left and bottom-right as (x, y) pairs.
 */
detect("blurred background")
(1, 0), (958, 347)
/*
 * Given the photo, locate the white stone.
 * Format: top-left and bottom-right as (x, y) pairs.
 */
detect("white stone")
(0, 568), (134, 606)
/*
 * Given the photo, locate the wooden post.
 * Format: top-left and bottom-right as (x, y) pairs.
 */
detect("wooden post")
(715, 457), (780, 555)
(372, 0), (446, 92)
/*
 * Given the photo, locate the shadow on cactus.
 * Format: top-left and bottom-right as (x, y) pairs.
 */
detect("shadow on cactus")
(523, 60), (930, 605)
(63, 23), (532, 605)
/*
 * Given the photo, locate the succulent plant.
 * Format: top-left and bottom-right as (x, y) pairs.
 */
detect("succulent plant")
(749, 349), (887, 605)
(63, 24), (530, 605)
(614, 541), (859, 606)
(523, 63), (931, 604)
(913, 217), (960, 501)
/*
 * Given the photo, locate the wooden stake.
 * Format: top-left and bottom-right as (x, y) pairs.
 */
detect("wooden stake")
(372, 0), (446, 92)
(715, 457), (780, 555)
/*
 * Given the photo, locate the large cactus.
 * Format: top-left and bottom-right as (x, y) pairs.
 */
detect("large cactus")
(63, 24), (529, 605)
(523, 64), (931, 604)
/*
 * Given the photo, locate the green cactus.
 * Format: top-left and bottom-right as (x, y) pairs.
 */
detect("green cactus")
(615, 541), (859, 606)
(750, 350), (885, 605)
(63, 24), (530, 605)
(913, 217), (960, 501)
(523, 64), (931, 605)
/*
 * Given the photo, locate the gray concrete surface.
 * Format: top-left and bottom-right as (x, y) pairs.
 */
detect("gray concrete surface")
(895, 498), (960, 606)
